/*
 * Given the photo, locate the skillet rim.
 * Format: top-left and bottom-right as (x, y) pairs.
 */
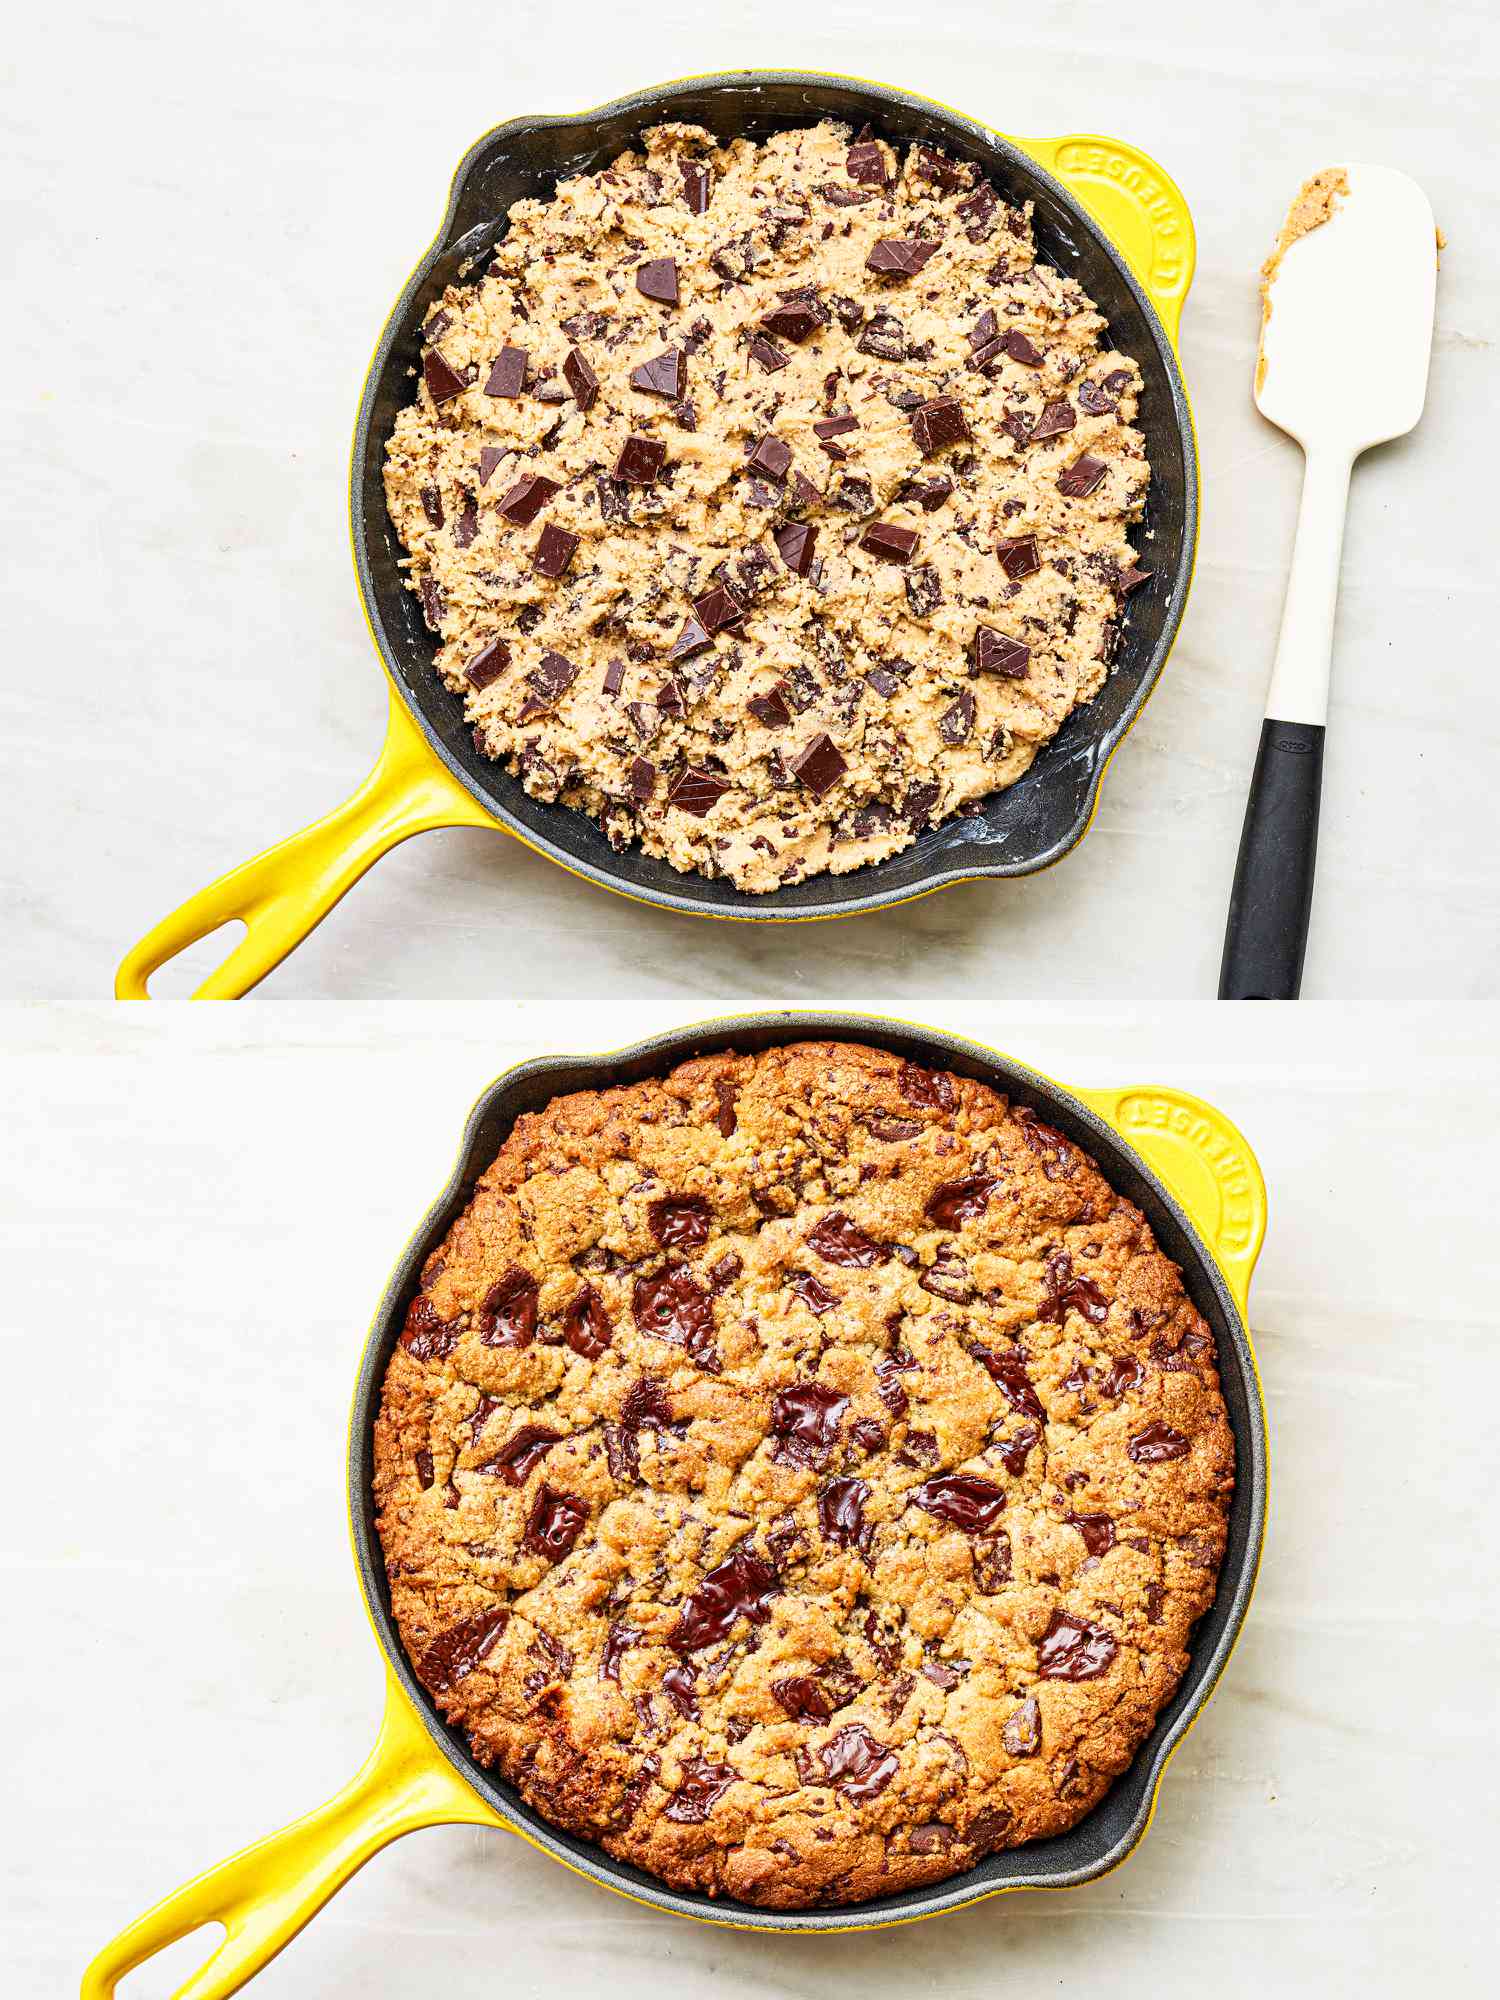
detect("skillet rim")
(346, 1010), (1266, 1932)
(347, 69), (1200, 921)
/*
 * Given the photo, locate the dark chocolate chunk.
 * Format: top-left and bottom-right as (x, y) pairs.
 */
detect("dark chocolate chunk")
(814, 1723), (898, 1801)
(1099, 1354), (1144, 1399)
(601, 1622), (639, 1682)
(669, 612), (712, 660)
(901, 473), (954, 514)
(771, 1383), (850, 1468)
(419, 484), (444, 528)
(866, 239), (939, 277)
(527, 650), (578, 704)
(973, 627), (1031, 678)
(905, 564), (943, 618)
(466, 638), (510, 690)
(939, 689), (975, 744)
(611, 435), (666, 483)
(531, 523), (578, 579)
(647, 1196), (711, 1249)
(602, 657), (626, 696)
(817, 1475), (873, 1552)
(663, 1755), (735, 1823)
(973, 1533), (1012, 1593)
(485, 345), (528, 398)
(670, 1548), (778, 1654)
(791, 732), (848, 796)
(856, 311), (905, 360)
(422, 349), (467, 402)
(478, 1268), (539, 1347)
(773, 1675), (833, 1722)
(417, 1608), (508, 1692)
(1003, 330), (1045, 367)
(759, 300), (823, 343)
(748, 684), (792, 729)
(914, 145), (968, 190)
(846, 138), (891, 186)
(808, 1212), (888, 1268)
(400, 1294), (457, 1360)
(958, 182), (999, 240)
(859, 522), (918, 564)
(1036, 1610), (1117, 1680)
(975, 1346), (1044, 1420)
(636, 258), (679, 305)
(1038, 1249), (1107, 1322)
(666, 765), (731, 815)
(477, 446), (506, 487)
(496, 473), (559, 525)
(1058, 453), (1108, 497)
(422, 310), (452, 346)
(631, 349), (683, 398)
(747, 433), (792, 480)
(996, 534), (1041, 580)
(681, 160), (712, 213)
(910, 395), (970, 456)
(661, 1662), (700, 1719)
(486, 1423), (563, 1485)
(926, 1172), (1000, 1227)
(632, 1262), (716, 1367)
(1117, 563), (1151, 597)
(1077, 378), (1119, 414)
(900, 1061), (955, 1110)
(452, 496), (478, 548)
(789, 1270), (838, 1314)
(1067, 1511), (1115, 1559)
(1003, 1695), (1042, 1756)
(693, 581), (745, 634)
(628, 755), (656, 803)
(908, 1473), (1006, 1532)
(813, 414), (860, 441)
(747, 334), (789, 372)
(523, 1484), (587, 1564)
(1031, 398), (1077, 442)
(558, 347), (597, 412)
(1128, 1421), (1190, 1464)
(772, 520), (818, 576)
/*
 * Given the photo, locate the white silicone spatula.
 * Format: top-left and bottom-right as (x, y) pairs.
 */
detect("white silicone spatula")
(1219, 164), (1437, 998)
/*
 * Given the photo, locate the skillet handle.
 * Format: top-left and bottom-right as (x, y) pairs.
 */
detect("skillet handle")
(115, 691), (497, 999)
(81, 1670), (505, 2000)
(1020, 133), (1195, 348)
(1073, 1086), (1266, 1314)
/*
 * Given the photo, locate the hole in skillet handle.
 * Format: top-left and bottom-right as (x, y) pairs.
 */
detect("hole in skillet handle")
(352, 78), (1192, 918)
(348, 1016), (1261, 1930)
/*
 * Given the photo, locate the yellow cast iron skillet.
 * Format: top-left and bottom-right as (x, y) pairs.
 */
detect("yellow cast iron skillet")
(115, 72), (1199, 999)
(84, 1013), (1266, 1996)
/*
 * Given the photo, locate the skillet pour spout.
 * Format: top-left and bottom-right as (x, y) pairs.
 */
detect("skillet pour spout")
(84, 1014), (1265, 1995)
(116, 72), (1198, 998)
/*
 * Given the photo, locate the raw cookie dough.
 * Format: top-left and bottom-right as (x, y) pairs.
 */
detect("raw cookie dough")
(373, 1041), (1234, 1909)
(385, 122), (1154, 892)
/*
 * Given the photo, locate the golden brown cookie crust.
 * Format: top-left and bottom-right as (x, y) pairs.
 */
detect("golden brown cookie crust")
(373, 1043), (1232, 1909)
(384, 122), (1152, 893)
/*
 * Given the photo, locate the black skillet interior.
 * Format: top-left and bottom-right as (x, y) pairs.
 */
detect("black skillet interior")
(350, 74), (1197, 919)
(348, 1016), (1264, 1932)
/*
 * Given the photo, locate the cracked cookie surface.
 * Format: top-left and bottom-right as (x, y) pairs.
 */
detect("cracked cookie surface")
(373, 1043), (1233, 1909)
(384, 121), (1153, 892)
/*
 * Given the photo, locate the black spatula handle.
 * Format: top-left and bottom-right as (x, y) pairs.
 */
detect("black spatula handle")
(1218, 719), (1325, 999)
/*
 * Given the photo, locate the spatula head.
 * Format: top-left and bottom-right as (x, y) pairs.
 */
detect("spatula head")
(1256, 164), (1436, 455)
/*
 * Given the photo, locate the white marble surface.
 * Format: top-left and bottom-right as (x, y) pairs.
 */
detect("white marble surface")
(2, 1), (1496, 1000)
(7, 1002), (1498, 1996)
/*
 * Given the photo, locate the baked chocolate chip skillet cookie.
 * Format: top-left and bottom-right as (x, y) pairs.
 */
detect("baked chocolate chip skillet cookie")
(385, 120), (1154, 895)
(374, 1043), (1233, 1910)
